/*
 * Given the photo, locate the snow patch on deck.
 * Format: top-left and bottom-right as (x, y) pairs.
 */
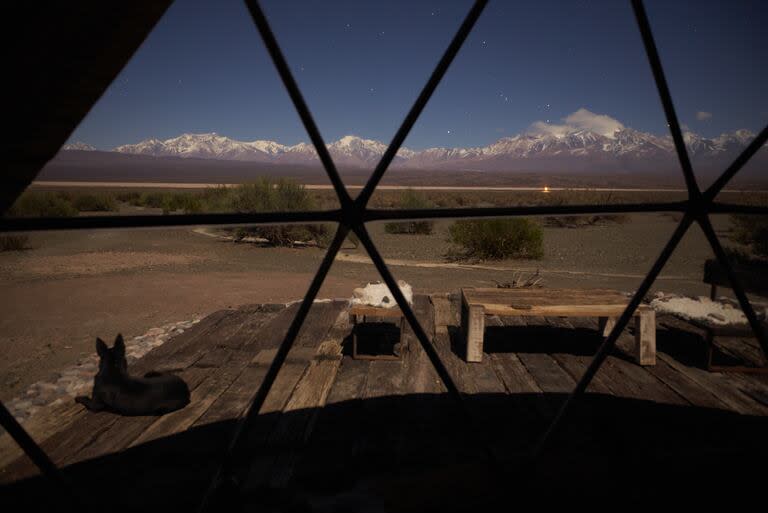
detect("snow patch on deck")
(650, 293), (754, 325)
(352, 281), (413, 308)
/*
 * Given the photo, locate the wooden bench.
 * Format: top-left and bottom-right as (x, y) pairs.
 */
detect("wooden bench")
(349, 304), (406, 360)
(461, 288), (656, 365)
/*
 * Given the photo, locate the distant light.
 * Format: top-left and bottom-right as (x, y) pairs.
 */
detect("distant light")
(542, 185), (550, 193)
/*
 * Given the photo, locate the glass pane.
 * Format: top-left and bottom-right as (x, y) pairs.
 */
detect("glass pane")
(372, 0), (684, 209)
(39, 0), (339, 213)
(647, 0), (768, 191)
(261, 0), (473, 183)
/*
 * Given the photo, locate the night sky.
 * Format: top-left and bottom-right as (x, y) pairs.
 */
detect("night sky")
(68, 0), (767, 150)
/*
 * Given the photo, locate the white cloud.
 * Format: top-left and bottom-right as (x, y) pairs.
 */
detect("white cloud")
(528, 108), (624, 139)
(696, 111), (712, 121)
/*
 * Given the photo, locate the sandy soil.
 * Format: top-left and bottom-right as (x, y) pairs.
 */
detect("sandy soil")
(0, 212), (745, 401)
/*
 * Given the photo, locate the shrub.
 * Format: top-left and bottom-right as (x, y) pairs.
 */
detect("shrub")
(448, 218), (543, 260)
(71, 192), (117, 212)
(384, 189), (435, 235)
(200, 185), (233, 212)
(730, 215), (768, 257)
(0, 234), (29, 252)
(6, 191), (78, 217)
(230, 179), (329, 246)
(115, 191), (142, 205)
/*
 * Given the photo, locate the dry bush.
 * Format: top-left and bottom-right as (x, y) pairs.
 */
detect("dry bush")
(0, 234), (29, 252)
(448, 218), (543, 260)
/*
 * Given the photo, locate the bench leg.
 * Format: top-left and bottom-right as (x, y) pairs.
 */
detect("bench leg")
(598, 317), (616, 337)
(462, 302), (485, 363)
(634, 310), (656, 366)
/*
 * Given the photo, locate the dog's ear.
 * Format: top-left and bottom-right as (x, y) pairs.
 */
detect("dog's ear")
(96, 338), (108, 358)
(113, 334), (125, 356)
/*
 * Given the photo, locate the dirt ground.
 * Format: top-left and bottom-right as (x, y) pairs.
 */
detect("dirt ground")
(0, 212), (745, 402)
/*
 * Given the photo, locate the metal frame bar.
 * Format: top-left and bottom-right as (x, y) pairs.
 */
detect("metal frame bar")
(0, 0), (766, 507)
(537, 0), (768, 455)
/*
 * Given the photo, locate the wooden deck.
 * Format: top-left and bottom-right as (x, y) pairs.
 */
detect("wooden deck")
(1, 293), (768, 510)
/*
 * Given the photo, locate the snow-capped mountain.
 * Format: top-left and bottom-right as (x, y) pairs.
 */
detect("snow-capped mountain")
(62, 141), (96, 151)
(88, 109), (766, 173)
(114, 133), (416, 167)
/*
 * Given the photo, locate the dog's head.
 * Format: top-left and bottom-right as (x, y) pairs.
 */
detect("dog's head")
(96, 334), (128, 376)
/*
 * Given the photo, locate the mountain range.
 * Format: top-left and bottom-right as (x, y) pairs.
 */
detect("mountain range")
(63, 110), (765, 174)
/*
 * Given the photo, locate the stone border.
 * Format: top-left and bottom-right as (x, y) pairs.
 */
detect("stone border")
(3, 318), (201, 429)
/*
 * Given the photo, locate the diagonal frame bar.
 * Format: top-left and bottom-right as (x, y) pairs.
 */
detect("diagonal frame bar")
(351, 222), (500, 468)
(243, 0), (353, 209)
(197, 224), (349, 512)
(355, 0), (488, 208)
(697, 214), (768, 359)
(537, 0), (768, 457)
(535, 213), (694, 455)
(0, 401), (88, 507)
(704, 124), (768, 202)
(632, 0), (700, 199)
(3, 0), (768, 505)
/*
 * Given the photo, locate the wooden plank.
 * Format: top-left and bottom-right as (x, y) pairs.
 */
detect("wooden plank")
(549, 354), (613, 395)
(262, 312), (349, 488)
(269, 312), (348, 446)
(712, 336), (766, 368)
(463, 287), (627, 304)
(430, 294), (455, 330)
(403, 296), (444, 395)
(462, 291), (485, 363)
(490, 352), (542, 395)
(431, 329), (478, 395)
(0, 399), (84, 473)
(634, 309), (656, 365)
(128, 358), (250, 448)
(0, 307), (231, 481)
(54, 310), (276, 461)
(349, 305), (402, 318)
(189, 306), (294, 429)
(141, 309), (234, 372)
(69, 307), (280, 461)
(288, 357), (371, 488)
(643, 358), (729, 410)
(657, 353), (768, 415)
(64, 366), (211, 465)
(723, 373), (768, 409)
(239, 345), (316, 490)
(469, 315), (509, 394)
(598, 316), (617, 337)
(193, 349), (275, 427)
(325, 358), (371, 405)
(295, 301), (346, 349)
(484, 304), (641, 317)
(602, 356), (686, 406)
(517, 352), (575, 394)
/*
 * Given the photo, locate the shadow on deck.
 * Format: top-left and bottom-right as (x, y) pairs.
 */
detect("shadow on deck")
(1, 294), (767, 511)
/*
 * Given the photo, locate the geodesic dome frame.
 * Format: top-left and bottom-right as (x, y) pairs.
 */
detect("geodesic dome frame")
(1, 0), (767, 508)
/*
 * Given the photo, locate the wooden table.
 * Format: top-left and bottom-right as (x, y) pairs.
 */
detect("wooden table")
(461, 288), (656, 365)
(349, 304), (406, 360)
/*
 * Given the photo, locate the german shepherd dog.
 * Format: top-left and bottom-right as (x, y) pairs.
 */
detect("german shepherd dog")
(75, 334), (190, 415)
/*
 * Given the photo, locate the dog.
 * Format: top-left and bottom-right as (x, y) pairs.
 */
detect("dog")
(75, 334), (190, 415)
